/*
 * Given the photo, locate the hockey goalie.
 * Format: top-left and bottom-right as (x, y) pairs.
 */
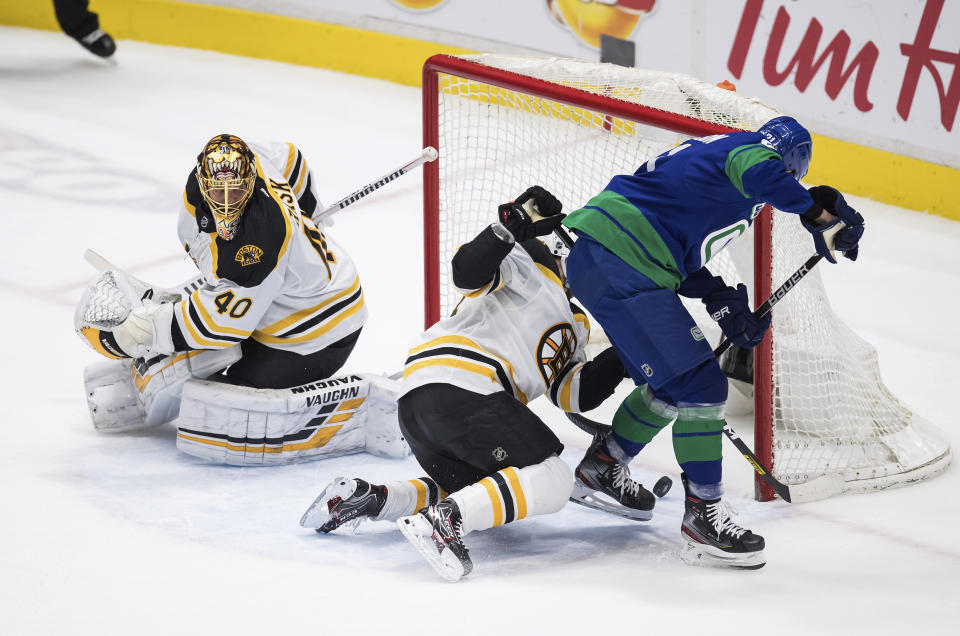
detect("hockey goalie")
(74, 134), (408, 465)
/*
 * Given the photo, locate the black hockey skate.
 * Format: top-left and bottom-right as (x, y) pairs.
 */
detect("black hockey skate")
(570, 430), (656, 521)
(397, 499), (472, 583)
(78, 29), (117, 58)
(679, 473), (766, 569)
(299, 477), (386, 533)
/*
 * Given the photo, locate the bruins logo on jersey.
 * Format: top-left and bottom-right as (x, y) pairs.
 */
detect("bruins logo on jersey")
(536, 322), (577, 386)
(235, 244), (263, 266)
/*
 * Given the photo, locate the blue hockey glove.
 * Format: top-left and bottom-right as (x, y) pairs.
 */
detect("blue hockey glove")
(498, 185), (565, 242)
(703, 283), (771, 349)
(801, 186), (865, 263)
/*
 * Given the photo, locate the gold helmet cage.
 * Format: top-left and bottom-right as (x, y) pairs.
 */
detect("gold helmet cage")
(195, 134), (256, 240)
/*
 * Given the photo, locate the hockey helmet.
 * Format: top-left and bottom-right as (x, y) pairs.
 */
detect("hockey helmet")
(757, 116), (812, 180)
(195, 134), (256, 240)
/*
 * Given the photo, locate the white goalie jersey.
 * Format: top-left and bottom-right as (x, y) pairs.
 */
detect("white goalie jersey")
(401, 238), (593, 412)
(174, 141), (368, 356)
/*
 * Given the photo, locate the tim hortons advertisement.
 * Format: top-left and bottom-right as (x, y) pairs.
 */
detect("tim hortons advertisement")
(198, 0), (957, 168)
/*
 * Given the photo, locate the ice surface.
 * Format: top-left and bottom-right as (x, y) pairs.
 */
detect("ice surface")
(1, 26), (958, 636)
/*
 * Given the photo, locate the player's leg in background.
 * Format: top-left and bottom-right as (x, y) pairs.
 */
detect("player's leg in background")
(52, 0), (116, 57)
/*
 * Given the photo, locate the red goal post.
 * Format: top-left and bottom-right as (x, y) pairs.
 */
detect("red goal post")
(421, 53), (950, 502)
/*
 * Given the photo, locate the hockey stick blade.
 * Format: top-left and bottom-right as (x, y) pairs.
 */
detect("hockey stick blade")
(313, 146), (438, 223)
(783, 473), (845, 504)
(84, 248), (115, 273)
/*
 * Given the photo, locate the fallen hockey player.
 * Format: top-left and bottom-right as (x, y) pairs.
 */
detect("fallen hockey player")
(301, 186), (669, 581)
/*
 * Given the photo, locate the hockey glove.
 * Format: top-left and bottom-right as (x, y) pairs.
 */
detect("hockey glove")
(498, 185), (565, 243)
(703, 283), (770, 349)
(112, 302), (176, 358)
(801, 186), (865, 263)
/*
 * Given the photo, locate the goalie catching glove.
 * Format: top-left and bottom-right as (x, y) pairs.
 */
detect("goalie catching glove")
(75, 270), (175, 359)
(801, 185), (864, 263)
(497, 185), (565, 243)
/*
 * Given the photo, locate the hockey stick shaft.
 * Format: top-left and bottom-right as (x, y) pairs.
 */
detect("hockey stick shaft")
(567, 411), (828, 503)
(721, 424), (793, 502)
(313, 146), (438, 223)
(708, 252), (836, 501)
(713, 253), (824, 358)
(83, 249), (203, 299)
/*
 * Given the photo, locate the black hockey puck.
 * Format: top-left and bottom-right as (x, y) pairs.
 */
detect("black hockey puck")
(653, 475), (672, 498)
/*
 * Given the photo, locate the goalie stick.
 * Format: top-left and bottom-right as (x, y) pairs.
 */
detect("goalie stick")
(312, 146), (438, 223)
(83, 250), (203, 302)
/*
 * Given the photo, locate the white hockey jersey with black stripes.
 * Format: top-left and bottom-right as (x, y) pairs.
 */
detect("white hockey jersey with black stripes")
(401, 243), (593, 412)
(173, 141), (367, 355)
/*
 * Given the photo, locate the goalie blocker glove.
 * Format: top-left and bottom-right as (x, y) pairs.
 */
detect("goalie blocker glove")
(497, 185), (565, 243)
(801, 185), (865, 263)
(703, 283), (770, 349)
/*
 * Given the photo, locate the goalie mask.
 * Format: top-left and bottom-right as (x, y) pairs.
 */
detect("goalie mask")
(195, 134), (256, 240)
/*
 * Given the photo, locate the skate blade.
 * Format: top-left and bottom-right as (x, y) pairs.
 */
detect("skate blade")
(680, 541), (766, 570)
(397, 515), (469, 583)
(568, 484), (653, 521)
(299, 478), (354, 531)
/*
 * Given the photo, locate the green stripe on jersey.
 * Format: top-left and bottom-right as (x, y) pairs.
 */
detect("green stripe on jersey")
(562, 191), (682, 290)
(724, 144), (782, 197)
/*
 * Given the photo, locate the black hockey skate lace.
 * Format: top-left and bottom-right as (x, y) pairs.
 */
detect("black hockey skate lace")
(705, 500), (747, 539)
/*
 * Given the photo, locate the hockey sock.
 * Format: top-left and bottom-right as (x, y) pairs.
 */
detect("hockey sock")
(610, 385), (677, 458)
(449, 455), (573, 536)
(672, 404), (726, 495)
(377, 477), (444, 522)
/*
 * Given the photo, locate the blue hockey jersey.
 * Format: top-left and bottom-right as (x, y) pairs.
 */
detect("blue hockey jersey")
(562, 131), (815, 289)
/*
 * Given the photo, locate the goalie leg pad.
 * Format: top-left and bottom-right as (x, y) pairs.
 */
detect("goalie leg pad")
(175, 373), (410, 466)
(83, 346), (240, 432)
(84, 358), (143, 432)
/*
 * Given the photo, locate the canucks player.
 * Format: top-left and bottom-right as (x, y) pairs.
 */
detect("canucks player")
(561, 116), (865, 569)
(301, 187), (661, 582)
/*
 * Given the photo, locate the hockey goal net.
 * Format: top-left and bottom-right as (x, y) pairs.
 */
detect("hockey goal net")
(421, 53), (951, 501)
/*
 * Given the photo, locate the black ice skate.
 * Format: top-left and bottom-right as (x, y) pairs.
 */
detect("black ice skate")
(299, 477), (386, 533)
(679, 473), (766, 569)
(570, 430), (656, 521)
(397, 499), (472, 583)
(78, 29), (117, 58)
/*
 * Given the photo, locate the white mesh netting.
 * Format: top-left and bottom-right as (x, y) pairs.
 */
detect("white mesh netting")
(427, 54), (950, 497)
